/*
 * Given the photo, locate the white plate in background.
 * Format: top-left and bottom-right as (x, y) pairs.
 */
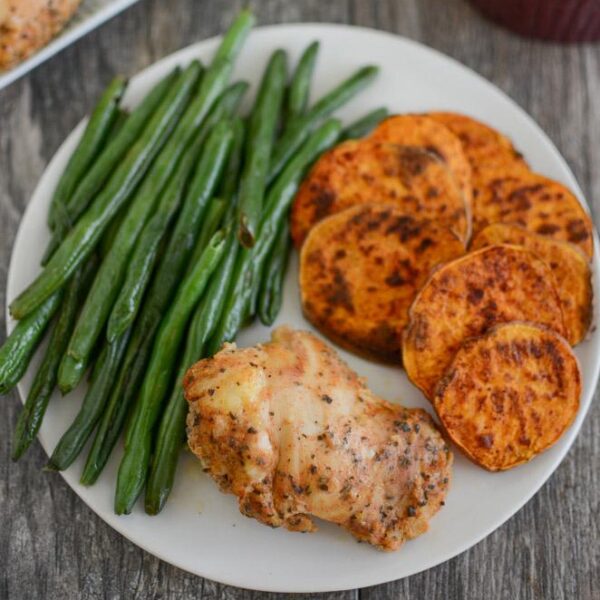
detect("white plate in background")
(6, 24), (599, 592)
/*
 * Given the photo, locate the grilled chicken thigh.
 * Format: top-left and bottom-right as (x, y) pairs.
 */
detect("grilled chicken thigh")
(184, 327), (452, 551)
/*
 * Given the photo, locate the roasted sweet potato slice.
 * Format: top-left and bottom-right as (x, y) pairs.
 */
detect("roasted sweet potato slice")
(300, 204), (465, 362)
(433, 322), (581, 471)
(290, 140), (468, 247)
(471, 223), (592, 345)
(428, 112), (528, 176)
(370, 114), (473, 214)
(402, 244), (566, 398)
(428, 112), (530, 207)
(470, 172), (594, 259)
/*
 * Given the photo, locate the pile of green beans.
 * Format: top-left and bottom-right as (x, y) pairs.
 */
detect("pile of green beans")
(2, 8), (383, 515)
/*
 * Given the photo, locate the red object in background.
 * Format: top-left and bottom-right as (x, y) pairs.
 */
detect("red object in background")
(470, 0), (600, 42)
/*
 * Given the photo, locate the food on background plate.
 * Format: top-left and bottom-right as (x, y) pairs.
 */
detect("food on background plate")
(290, 140), (469, 246)
(402, 244), (566, 399)
(469, 172), (594, 259)
(433, 322), (581, 471)
(300, 203), (464, 362)
(0, 0), (82, 71)
(369, 114), (473, 217)
(471, 223), (592, 345)
(184, 327), (452, 551)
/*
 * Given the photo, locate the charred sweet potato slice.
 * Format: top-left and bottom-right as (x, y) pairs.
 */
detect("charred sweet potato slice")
(402, 244), (566, 398)
(428, 112), (531, 206)
(428, 112), (528, 176)
(300, 204), (465, 362)
(471, 223), (592, 345)
(370, 114), (473, 214)
(290, 139), (469, 247)
(470, 172), (594, 259)
(433, 322), (581, 471)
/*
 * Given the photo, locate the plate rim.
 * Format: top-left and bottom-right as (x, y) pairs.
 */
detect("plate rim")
(6, 22), (599, 593)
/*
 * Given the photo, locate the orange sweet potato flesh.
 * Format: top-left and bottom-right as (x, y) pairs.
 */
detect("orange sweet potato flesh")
(429, 113), (594, 259)
(370, 114), (473, 217)
(428, 112), (529, 178)
(300, 204), (465, 362)
(402, 244), (566, 399)
(290, 139), (469, 247)
(433, 321), (581, 471)
(428, 112), (531, 212)
(471, 223), (592, 345)
(469, 172), (594, 260)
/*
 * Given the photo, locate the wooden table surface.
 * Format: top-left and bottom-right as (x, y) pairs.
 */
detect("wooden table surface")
(1, 0), (599, 598)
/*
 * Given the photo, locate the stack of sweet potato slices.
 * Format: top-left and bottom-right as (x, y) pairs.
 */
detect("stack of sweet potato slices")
(293, 111), (594, 472)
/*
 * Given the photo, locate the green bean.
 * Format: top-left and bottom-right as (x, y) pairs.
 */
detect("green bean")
(245, 121), (341, 324)
(204, 80), (248, 128)
(46, 15), (250, 394)
(46, 329), (132, 471)
(106, 155), (201, 343)
(10, 255), (100, 455)
(0, 102), (135, 396)
(65, 79), (246, 365)
(62, 71), (241, 387)
(216, 117), (246, 207)
(48, 108), (129, 241)
(145, 227), (240, 514)
(213, 9), (255, 64)
(257, 220), (291, 326)
(144, 122), (247, 512)
(105, 84), (246, 343)
(238, 50), (287, 248)
(56, 354), (86, 395)
(94, 112), (131, 257)
(256, 124), (342, 264)
(140, 121), (233, 298)
(79, 316), (150, 484)
(0, 293), (62, 395)
(187, 198), (227, 270)
(99, 203), (127, 260)
(115, 230), (227, 514)
(43, 69), (180, 264)
(268, 65), (378, 183)
(109, 108), (130, 134)
(10, 63), (202, 321)
(207, 118), (342, 355)
(105, 127), (213, 342)
(340, 107), (388, 140)
(80, 121), (234, 485)
(11, 268), (84, 458)
(134, 5), (249, 198)
(287, 41), (319, 121)
(143, 363), (194, 515)
(51, 9), (249, 264)
(48, 76), (127, 232)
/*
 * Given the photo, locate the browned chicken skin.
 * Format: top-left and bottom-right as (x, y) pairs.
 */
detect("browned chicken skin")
(184, 327), (452, 551)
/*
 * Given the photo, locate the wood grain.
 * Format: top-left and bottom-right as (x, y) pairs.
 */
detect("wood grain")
(1, 0), (599, 598)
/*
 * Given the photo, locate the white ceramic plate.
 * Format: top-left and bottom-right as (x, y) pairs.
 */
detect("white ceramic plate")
(0, 0), (140, 91)
(6, 24), (599, 593)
